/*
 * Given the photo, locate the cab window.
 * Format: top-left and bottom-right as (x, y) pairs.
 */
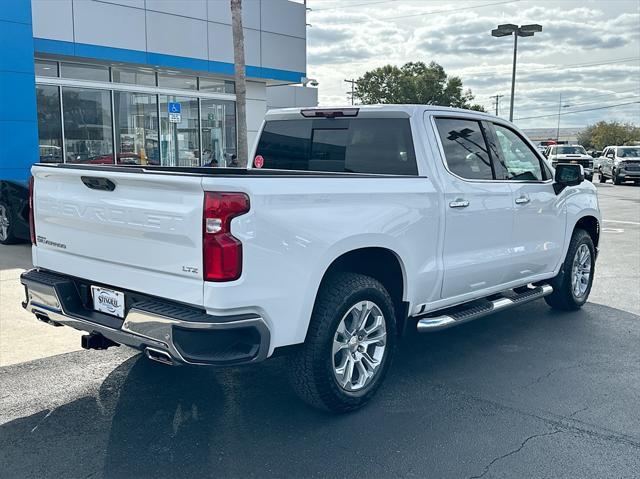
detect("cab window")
(493, 124), (545, 181)
(435, 118), (493, 180)
(255, 118), (418, 175)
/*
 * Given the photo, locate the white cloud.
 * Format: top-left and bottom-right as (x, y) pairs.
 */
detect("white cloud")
(306, 0), (640, 127)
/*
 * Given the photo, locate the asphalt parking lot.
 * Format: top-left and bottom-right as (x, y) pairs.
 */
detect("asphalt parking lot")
(1, 179), (639, 478)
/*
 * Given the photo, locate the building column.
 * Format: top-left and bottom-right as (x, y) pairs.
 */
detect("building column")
(0, 0), (38, 185)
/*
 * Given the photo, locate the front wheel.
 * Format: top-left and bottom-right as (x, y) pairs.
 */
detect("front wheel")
(598, 172), (606, 183)
(0, 201), (18, 245)
(545, 229), (595, 311)
(613, 170), (623, 185)
(288, 272), (396, 412)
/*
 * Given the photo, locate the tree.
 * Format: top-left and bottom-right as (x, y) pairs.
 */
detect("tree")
(231, 0), (248, 167)
(354, 61), (485, 111)
(577, 121), (640, 150)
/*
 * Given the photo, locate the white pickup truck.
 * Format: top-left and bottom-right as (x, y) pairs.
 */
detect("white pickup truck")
(21, 105), (600, 412)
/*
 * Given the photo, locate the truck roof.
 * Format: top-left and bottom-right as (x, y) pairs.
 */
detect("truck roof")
(265, 104), (496, 122)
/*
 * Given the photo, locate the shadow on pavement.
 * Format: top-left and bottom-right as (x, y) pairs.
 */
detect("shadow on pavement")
(1, 301), (639, 478)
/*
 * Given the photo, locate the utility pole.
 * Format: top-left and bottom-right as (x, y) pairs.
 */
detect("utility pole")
(344, 79), (357, 105)
(231, 0), (248, 167)
(556, 93), (572, 143)
(490, 94), (504, 116)
(556, 93), (562, 142)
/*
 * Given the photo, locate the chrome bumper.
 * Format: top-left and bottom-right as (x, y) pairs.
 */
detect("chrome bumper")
(21, 269), (270, 366)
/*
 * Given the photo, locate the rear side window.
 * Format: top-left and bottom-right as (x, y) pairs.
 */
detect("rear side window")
(255, 118), (418, 175)
(435, 118), (493, 180)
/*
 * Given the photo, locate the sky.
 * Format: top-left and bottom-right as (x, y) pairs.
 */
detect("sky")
(304, 0), (640, 129)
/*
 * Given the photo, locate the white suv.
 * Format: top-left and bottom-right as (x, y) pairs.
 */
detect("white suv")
(598, 146), (640, 185)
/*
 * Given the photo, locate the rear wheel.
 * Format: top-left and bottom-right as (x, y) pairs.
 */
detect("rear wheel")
(598, 171), (606, 183)
(0, 201), (18, 245)
(545, 229), (595, 311)
(288, 272), (396, 412)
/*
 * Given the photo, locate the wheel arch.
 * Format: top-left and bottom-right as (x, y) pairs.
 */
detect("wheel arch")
(314, 247), (409, 336)
(574, 215), (600, 250)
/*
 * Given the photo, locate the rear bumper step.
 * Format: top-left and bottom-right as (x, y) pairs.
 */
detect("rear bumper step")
(416, 284), (553, 332)
(20, 269), (270, 366)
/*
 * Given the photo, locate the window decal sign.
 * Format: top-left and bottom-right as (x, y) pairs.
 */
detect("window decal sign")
(254, 155), (264, 168)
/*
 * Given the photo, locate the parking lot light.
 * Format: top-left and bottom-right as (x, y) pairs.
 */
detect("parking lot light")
(491, 23), (543, 121)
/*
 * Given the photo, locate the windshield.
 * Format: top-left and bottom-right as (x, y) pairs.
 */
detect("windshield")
(556, 146), (587, 155)
(618, 147), (640, 158)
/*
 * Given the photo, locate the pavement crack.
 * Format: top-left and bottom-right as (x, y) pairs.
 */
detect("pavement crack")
(567, 406), (589, 418)
(521, 361), (603, 389)
(469, 430), (561, 479)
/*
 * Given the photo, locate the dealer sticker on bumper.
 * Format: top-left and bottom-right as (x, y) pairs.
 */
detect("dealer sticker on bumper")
(92, 286), (125, 318)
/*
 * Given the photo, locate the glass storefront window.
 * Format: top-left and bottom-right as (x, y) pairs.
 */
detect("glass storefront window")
(158, 73), (197, 90)
(199, 78), (235, 94)
(62, 87), (114, 163)
(112, 67), (156, 87)
(114, 92), (159, 165)
(159, 95), (200, 166)
(35, 60), (58, 77)
(200, 99), (237, 167)
(36, 85), (63, 163)
(60, 62), (110, 82)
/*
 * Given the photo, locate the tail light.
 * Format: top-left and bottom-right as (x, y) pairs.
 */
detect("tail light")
(28, 176), (36, 245)
(203, 192), (250, 281)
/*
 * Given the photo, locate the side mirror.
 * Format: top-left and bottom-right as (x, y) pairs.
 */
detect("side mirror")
(554, 163), (584, 194)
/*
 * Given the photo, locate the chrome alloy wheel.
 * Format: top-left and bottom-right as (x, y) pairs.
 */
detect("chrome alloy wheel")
(332, 300), (387, 392)
(0, 204), (9, 242)
(571, 244), (592, 298)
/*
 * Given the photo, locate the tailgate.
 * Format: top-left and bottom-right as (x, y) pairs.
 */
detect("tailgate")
(32, 166), (205, 306)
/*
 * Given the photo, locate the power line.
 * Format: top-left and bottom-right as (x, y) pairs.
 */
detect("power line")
(514, 100), (640, 121)
(312, 0), (398, 12)
(526, 56), (640, 73)
(385, 0), (521, 21)
(338, 0), (521, 24)
(523, 93), (640, 112)
(525, 87), (640, 104)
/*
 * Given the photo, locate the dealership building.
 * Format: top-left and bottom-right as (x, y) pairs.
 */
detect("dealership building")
(0, 0), (316, 185)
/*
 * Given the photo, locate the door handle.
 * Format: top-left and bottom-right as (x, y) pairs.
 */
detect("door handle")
(449, 199), (470, 208)
(515, 196), (530, 205)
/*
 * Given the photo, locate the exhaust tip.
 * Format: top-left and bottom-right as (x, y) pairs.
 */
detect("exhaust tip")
(145, 347), (174, 366)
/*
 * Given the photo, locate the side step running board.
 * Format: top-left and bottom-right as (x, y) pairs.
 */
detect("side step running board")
(417, 284), (553, 332)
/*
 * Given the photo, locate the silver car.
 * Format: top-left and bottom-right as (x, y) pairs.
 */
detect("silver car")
(598, 146), (640, 185)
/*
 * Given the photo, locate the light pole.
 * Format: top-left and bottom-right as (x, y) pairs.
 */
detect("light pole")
(491, 23), (542, 122)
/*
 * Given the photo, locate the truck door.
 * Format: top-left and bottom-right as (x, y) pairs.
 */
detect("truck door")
(489, 122), (567, 280)
(433, 117), (515, 299)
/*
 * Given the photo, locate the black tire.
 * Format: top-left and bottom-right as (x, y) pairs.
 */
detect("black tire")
(613, 171), (623, 185)
(288, 272), (397, 412)
(545, 229), (595, 311)
(598, 172), (606, 183)
(0, 200), (19, 245)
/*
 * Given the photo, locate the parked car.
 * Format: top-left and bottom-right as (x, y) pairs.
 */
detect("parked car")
(21, 106), (600, 412)
(598, 146), (640, 185)
(0, 180), (30, 245)
(544, 145), (594, 181)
